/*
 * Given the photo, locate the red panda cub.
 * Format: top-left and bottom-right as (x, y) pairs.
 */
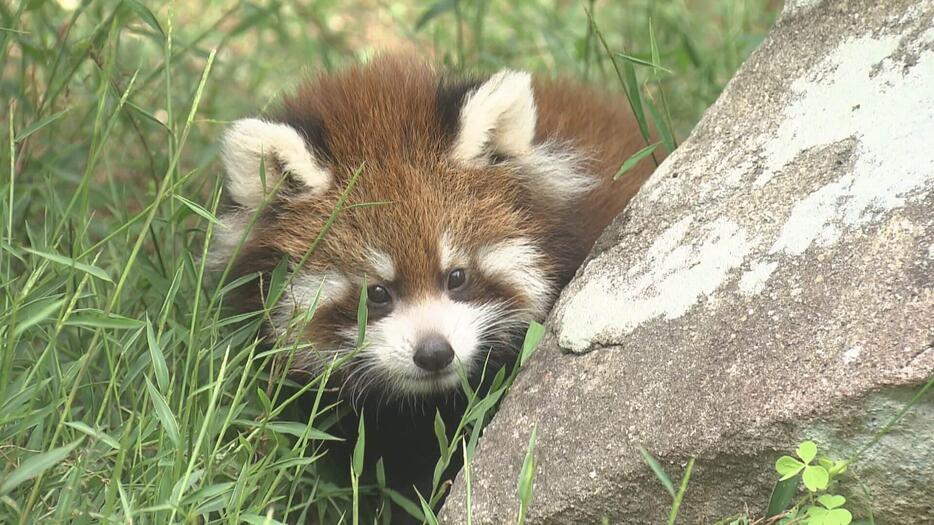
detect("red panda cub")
(212, 55), (656, 514)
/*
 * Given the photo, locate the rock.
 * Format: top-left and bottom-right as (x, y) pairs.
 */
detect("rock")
(440, 0), (934, 523)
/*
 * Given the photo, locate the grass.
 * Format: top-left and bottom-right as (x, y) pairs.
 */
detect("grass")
(0, 1), (778, 523)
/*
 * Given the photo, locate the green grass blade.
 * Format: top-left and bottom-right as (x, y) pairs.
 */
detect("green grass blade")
(622, 53), (650, 142)
(648, 18), (678, 150)
(415, 0), (457, 31)
(585, 8), (653, 149)
(124, 0), (166, 39)
(463, 440), (473, 525)
(667, 458), (695, 525)
(616, 52), (673, 73)
(0, 439), (82, 496)
(11, 297), (66, 338)
(848, 373), (934, 464)
(516, 426), (538, 525)
(356, 280), (368, 348)
(433, 410), (449, 455)
(64, 311), (145, 330)
(416, 490), (440, 525)
(352, 413), (366, 476)
(638, 446), (676, 498)
(647, 100), (676, 154)
(145, 377), (180, 446)
(63, 421), (120, 450)
(241, 514), (288, 525)
(352, 413), (366, 525)
(615, 142), (661, 180)
(384, 488), (425, 522)
(519, 321), (545, 367)
(21, 247), (113, 283)
(173, 194), (221, 225)
(146, 318), (170, 392)
(14, 108), (71, 143)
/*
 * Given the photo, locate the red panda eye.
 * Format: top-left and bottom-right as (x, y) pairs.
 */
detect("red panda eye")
(446, 269), (467, 291)
(367, 285), (391, 305)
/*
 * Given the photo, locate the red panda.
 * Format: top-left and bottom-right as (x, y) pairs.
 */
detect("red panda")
(211, 55), (657, 516)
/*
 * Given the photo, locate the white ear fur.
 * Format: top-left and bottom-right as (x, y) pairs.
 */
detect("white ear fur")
(220, 118), (331, 208)
(452, 70), (537, 165)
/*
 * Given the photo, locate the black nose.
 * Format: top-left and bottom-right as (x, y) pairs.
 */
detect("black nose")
(413, 334), (455, 372)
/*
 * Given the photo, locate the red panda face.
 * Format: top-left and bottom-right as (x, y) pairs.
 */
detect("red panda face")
(212, 57), (596, 402)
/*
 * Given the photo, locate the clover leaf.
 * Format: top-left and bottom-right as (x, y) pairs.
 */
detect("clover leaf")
(817, 494), (846, 509)
(796, 441), (818, 463)
(826, 509), (853, 525)
(777, 441), (822, 481)
(776, 455), (805, 480)
(805, 504), (852, 525)
(802, 464), (830, 491)
(807, 506), (829, 521)
(776, 441), (829, 491)
(772, 442), (854, 524)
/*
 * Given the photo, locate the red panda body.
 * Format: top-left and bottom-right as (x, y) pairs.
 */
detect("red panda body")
(212, 55), (657, 517)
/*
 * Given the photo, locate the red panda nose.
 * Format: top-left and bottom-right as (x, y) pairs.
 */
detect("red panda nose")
(413, 334), (455, 372)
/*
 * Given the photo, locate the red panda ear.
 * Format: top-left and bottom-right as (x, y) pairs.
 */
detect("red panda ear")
(451, 70), (536, 165)
(449, 71), (594, 206)
(220, 118), (331, 209)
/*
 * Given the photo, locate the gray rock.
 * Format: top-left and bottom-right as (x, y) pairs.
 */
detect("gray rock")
(440, 0), (934, 523)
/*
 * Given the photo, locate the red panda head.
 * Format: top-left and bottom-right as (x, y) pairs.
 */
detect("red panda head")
(212, 56), (595, 402)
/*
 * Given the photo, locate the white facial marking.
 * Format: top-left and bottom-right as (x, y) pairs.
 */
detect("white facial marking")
(272, 270), (350, 338)
(365, 249), (395, 282)
(517, 143), (597, 204)
(452, 70), (537, 165)
(363, 298), (509, 395)
(221, 118), (331, 209)
(477, 238), (553, 316)
(439, 231), (468, 270)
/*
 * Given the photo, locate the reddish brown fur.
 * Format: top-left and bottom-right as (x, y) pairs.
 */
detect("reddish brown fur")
(533, 78), (660, 246)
